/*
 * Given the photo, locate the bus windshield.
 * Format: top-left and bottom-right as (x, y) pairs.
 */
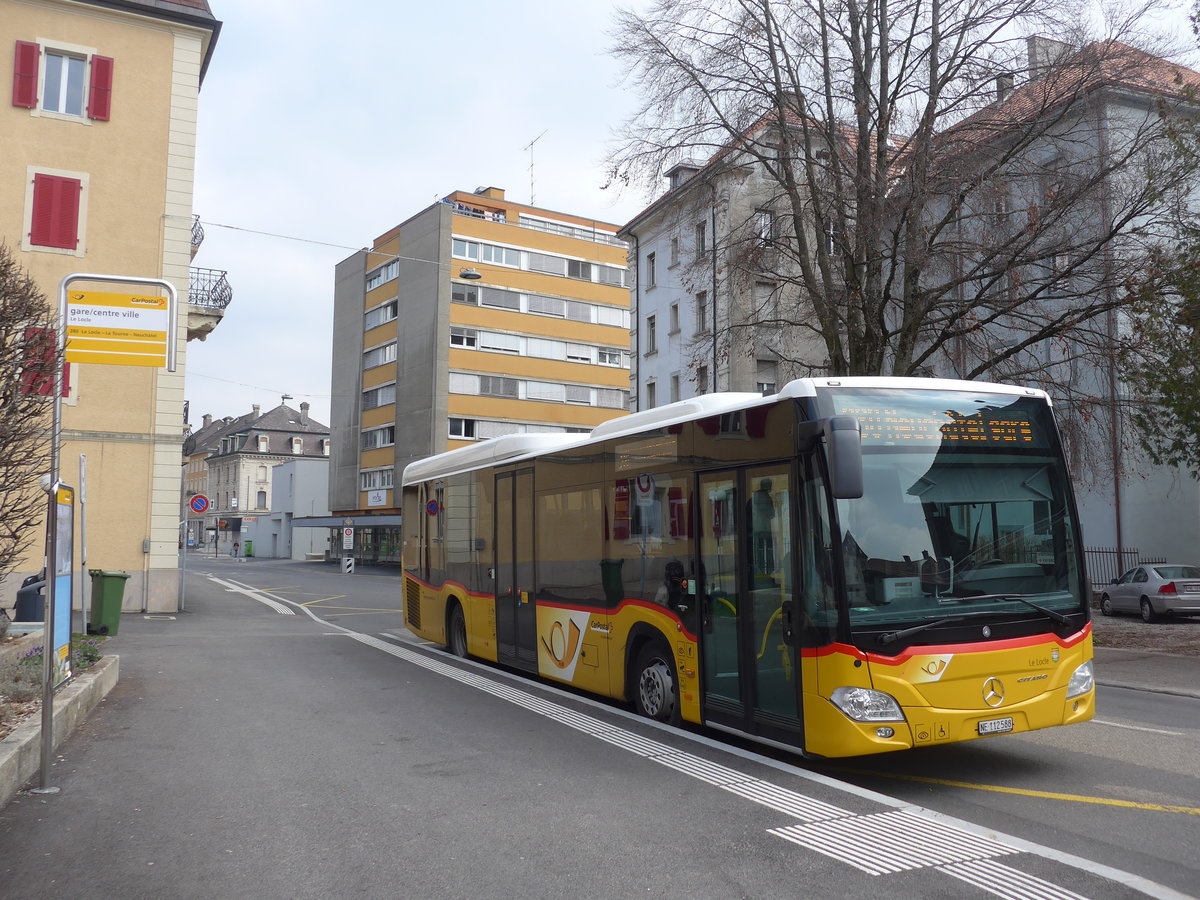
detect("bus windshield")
(817, 388), (1085, 630)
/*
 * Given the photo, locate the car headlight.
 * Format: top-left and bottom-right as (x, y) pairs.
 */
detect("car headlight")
(830, 686), (905, 722)
(1066, 660), (1094, 698)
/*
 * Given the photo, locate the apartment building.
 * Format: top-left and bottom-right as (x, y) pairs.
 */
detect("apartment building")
(182, 402), (330, 550)
(1, 0), (225, 612)
(330, 188), (630, 557)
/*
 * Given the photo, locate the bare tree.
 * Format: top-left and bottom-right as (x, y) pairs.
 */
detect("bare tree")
(608, 0), (1199, 476)
(0, 242), (57, 590)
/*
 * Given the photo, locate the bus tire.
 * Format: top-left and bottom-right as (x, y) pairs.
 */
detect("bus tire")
(633, 640), (679, 725)
(447, 602), (468, 658)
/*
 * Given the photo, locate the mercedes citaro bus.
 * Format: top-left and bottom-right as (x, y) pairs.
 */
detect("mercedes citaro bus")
(400, 377), (1094, 758)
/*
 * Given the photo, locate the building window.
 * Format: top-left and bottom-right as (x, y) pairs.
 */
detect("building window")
(670, 237), (680, 266)
(646, 382), (657, 409)
(695, 221), (707, 255)
(823, 219), (841, 255)
(697, 365), (709, 394)
(365, 259), (398, 291)
(567, 259), (593, 281)
(695, 291), (708, 333)
(566, 343), (591, 362)
(361, 425), (395, 450)
(362, 383), (396, 410)
(26, 170), (85, 253)
(13, 40), (114, 121)
(258, 465), (268, 480)
(364, 300), (397, 330)
(753, 209), (775, 243)
(756, 360), (778, 395)
(257, 435), (268, 453)
(645, 315), (657, 354)
(360, 468), (394, 491)
(597, 348), (622, 366)
(670, 374), (680, 403)
(669, 302), (679, 334)
(321, 439), (330, 456)
(645, 252), (656, 287)
(290, 437), (302, 454)
(450, 326), (477, 348)
(256, 490), (267, 509)
(452, 283), (479, 305)
(479, 287), (521, 310)
(449, 418), (476, 439)
(363, 341), (397, 369)
(479, 375), (519, 398)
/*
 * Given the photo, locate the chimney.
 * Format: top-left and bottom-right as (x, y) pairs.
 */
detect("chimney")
(1027, 36), (1073, 75)
(300, 402), (309, 425)
(995, 73), (1014, 101)
(202, 414), (212, 428)
(252, 404), (261, 417)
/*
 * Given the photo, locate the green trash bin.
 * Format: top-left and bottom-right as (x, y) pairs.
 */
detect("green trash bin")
(244, 540), (253, 558)
(88, 570), (129, 636)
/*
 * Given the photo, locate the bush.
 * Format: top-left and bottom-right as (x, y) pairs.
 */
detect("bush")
(14, 634), (106, 674)
(0, 661), (40, 704)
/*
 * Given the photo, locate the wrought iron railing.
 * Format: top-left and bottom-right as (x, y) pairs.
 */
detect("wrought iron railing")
(188, 267), (232, 310)
(191, 215), (205, 249)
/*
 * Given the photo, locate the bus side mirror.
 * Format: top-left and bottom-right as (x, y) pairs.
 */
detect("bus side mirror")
(827, 416), (863, 499)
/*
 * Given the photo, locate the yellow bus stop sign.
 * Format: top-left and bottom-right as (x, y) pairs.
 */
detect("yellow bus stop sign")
(65, 290), (170, 368)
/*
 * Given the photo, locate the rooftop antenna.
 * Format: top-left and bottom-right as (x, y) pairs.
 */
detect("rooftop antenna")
(281, 393), (293, 404)
(523, 129), (547, 206)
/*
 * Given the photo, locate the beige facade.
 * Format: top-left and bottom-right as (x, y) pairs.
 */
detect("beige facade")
(1, 0), (221, 612)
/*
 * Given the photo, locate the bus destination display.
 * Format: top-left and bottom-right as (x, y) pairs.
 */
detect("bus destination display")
(832, 396), (1044, 447)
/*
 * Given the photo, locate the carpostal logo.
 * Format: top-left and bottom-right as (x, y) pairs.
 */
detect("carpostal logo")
(910, 655), (953, 682)
(130, 295), (165, 306)
(539, 610), (591, 679)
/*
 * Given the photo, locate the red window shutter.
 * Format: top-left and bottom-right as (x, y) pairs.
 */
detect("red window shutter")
(30, 173), (81, 250)
(13, 40), (39, 108)
(87, 55), (113, 120)
(20, 327), (68, 397)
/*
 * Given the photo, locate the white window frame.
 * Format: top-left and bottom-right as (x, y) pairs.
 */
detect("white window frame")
(32, 39), (97, 122)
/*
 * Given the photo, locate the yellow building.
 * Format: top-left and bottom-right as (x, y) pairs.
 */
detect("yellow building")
(0, 0), (224, 612)
(329, 188), (630, 561)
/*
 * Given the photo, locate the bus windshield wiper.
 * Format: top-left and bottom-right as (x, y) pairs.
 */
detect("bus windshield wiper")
(946, 593), (1073, 625)
(878, 616), (964, 645)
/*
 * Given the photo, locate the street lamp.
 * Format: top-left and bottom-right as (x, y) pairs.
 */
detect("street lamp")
(459, 268), (482, 280)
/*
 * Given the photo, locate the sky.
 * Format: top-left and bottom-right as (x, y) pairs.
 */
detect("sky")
(185, 1), (1195, 431)
(185, 0), (654, 430)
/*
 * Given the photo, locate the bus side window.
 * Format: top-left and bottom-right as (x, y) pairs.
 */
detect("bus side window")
(798, 458), (837, 644)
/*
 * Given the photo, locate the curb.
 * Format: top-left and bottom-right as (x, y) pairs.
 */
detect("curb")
(0, 654), (120, 810)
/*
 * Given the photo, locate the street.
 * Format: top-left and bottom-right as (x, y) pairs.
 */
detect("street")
(0, 555), (1195, 899)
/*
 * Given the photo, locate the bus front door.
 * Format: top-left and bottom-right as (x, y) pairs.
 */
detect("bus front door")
(495, 469), (537, 671)
(699, 466), (800, 740)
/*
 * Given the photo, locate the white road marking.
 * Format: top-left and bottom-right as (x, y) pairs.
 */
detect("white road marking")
(1092, 718), (1184, 736)
(206, 576), (294, 614)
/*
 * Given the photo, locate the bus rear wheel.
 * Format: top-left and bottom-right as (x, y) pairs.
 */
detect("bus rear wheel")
(448, 603), (468, 658)
(634, 641), (678, 724)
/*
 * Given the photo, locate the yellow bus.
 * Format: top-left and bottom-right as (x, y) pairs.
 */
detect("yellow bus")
(400, 377), (1094, 758)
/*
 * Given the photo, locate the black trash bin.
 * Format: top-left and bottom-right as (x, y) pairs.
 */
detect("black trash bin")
(14, 579), (45, 622)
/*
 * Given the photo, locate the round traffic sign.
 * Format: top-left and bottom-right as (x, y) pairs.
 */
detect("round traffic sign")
(190, 494), (209, 513)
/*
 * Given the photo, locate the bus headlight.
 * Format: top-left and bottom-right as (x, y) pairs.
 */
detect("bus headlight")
(830, 686), (904, 722)
(1066, 660), (1094, 698)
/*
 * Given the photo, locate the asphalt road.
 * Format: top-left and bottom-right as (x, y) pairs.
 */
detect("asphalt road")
(0, 556), (1194, 899)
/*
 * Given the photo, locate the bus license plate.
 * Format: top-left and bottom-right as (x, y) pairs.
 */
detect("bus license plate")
(978, 717), (1014, 735)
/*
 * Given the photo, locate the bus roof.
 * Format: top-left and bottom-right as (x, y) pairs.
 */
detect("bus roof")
(400, 376), (1050, 486)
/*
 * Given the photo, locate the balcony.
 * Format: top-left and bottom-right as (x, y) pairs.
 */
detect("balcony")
(187, 266), (232, 341)
(190, 215), (205, 259)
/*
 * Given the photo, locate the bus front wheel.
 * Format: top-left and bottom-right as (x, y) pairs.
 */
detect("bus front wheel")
(448, 603), (468, 658)
(634, 641), (679, 724)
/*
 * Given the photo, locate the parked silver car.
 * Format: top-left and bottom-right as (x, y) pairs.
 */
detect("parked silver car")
(1100, 564), (1200, 622)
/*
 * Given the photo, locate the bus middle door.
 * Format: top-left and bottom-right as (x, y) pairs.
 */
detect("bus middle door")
(699, 465), (801, 740)
(495, 468), (537, 671)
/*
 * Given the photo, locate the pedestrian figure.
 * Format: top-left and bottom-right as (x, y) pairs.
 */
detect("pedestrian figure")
(231, 541), (239, 558)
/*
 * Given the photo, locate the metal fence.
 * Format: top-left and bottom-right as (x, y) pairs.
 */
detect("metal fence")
(1084, 547), (1167, 589)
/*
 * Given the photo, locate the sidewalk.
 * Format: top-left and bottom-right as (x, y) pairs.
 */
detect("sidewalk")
(1092, 647), (1200, 700)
